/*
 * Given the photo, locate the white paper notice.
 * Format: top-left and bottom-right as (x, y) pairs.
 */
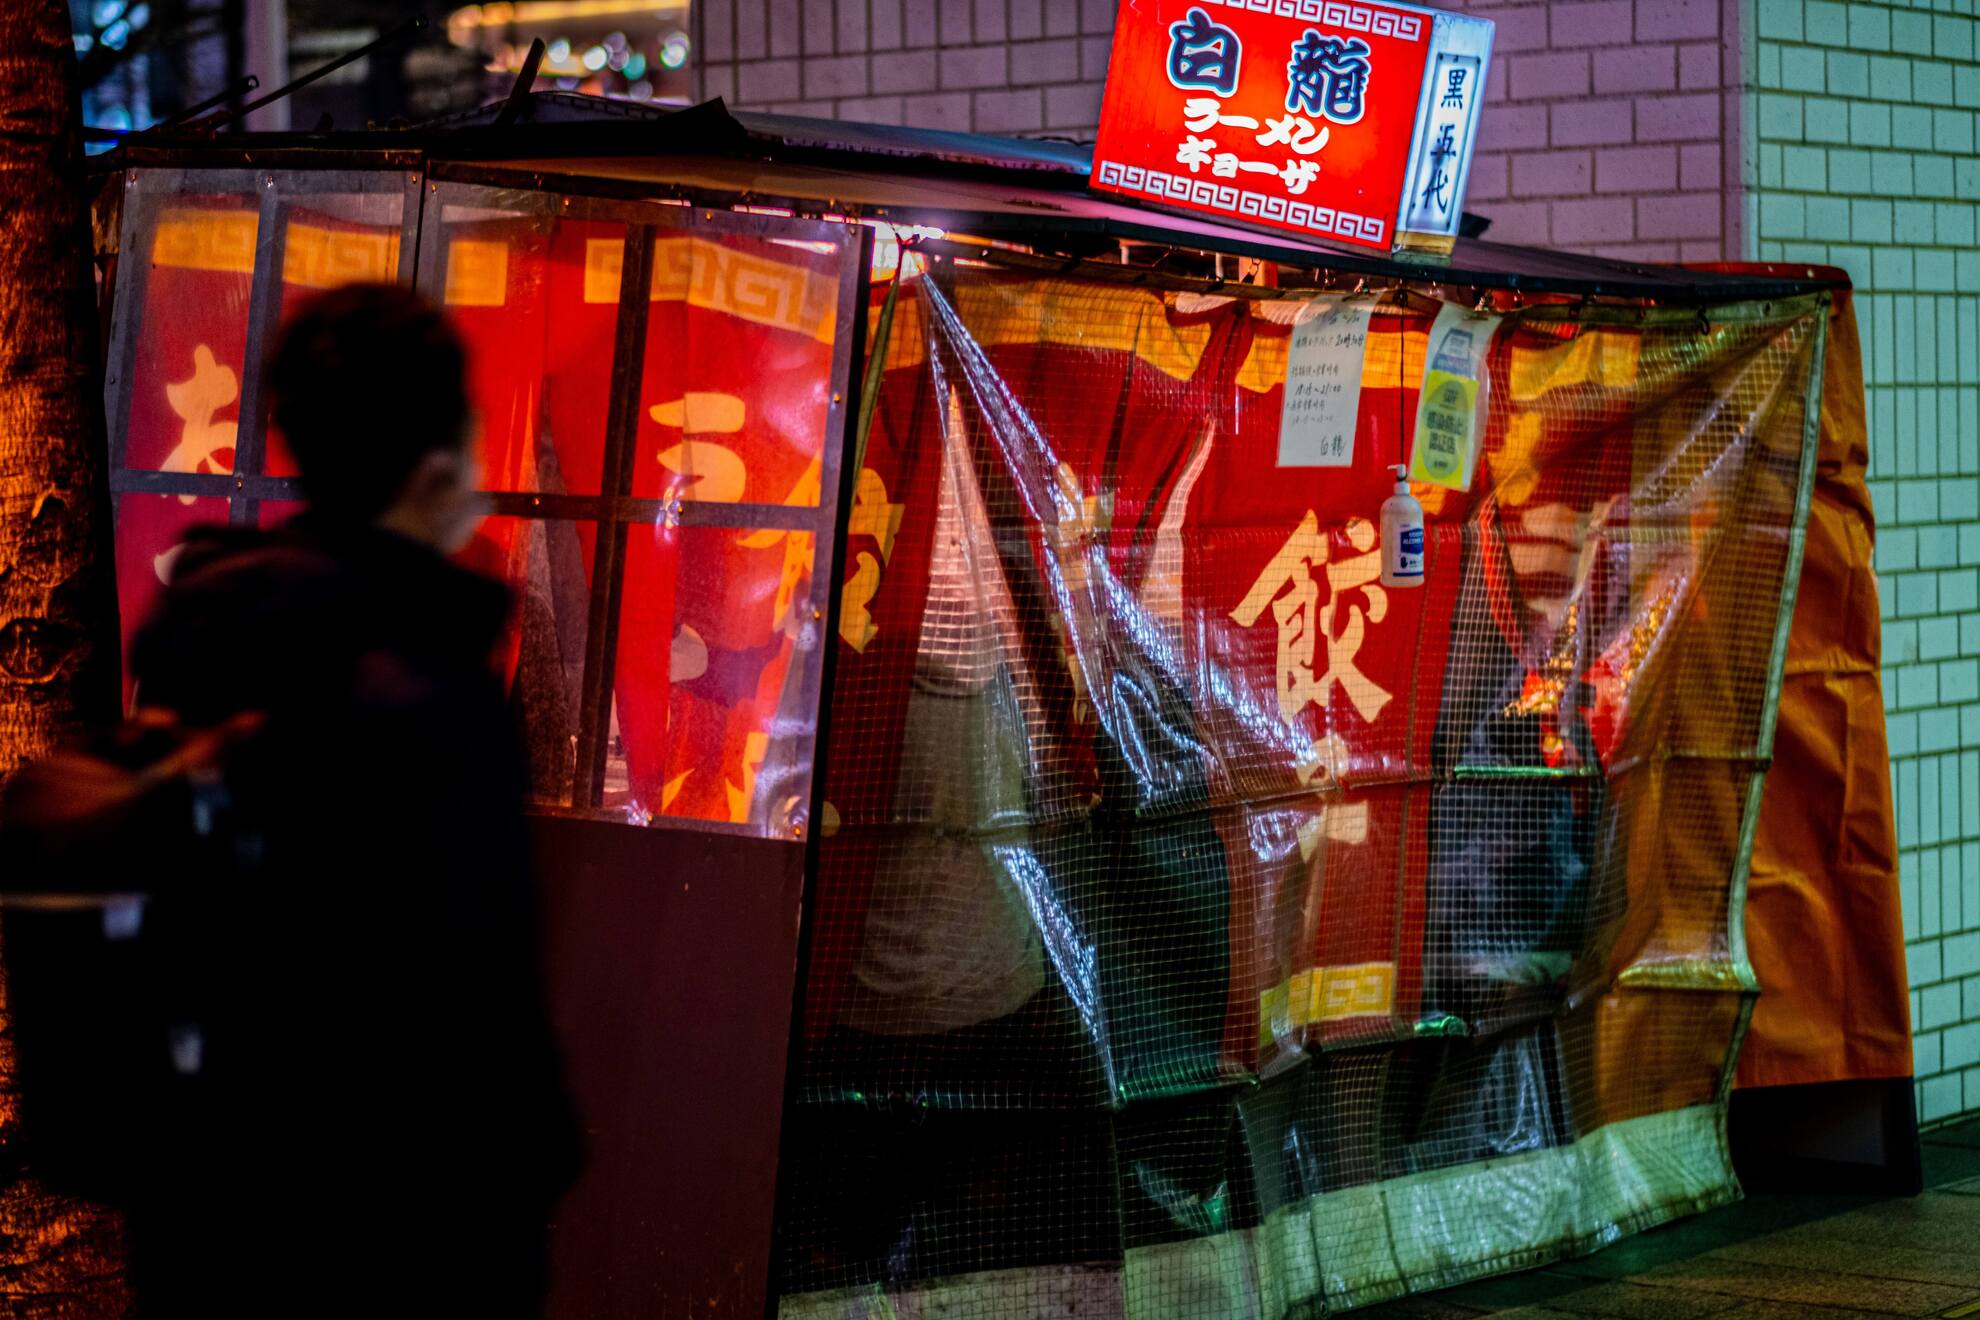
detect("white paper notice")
(1278, 298), (1373, 468)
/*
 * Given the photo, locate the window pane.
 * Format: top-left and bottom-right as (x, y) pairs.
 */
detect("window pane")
(254, 499), (307, 527)
(606, 520), (822, 836)
(260, 499), (593, 806)
(417, 197), (621, 495)
(115, 493), (230, 710)
(459, 515), (596, 808)
(630, 229), (843, 506)
(265, 191), (407, 477)
(121, 195), (258, 474)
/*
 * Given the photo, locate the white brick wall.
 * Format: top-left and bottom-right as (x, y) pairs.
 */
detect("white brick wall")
(1451, 0), (1743, 262)
(1751, 0), (1980, 1126)
(692, 0), (1115, 135)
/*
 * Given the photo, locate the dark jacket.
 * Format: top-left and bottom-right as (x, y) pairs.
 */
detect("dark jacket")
(129, 517), (579, 1316)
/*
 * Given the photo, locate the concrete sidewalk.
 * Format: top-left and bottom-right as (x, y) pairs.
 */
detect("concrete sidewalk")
(1364, 1119), (1980, 1319)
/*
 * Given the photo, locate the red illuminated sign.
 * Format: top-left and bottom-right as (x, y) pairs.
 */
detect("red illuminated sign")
(1092, 0), (1491, 253)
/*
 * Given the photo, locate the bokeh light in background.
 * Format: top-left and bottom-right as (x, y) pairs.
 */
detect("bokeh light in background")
(69, 1), (695, 151)
(446, 1), (694, 105)
(72, 0), (155, 146)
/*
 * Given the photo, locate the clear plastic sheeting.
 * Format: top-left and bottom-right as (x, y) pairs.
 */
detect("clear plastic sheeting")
(780, 263), (1827, 1315)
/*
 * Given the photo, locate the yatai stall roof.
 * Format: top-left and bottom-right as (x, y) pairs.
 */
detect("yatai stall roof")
(97, 92), (1840, 304)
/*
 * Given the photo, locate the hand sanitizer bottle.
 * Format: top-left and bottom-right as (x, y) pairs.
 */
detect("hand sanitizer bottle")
(1381, 463), (1425, 589)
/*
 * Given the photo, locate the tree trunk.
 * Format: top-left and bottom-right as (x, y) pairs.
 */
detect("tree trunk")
(0, 1), (130, 1313)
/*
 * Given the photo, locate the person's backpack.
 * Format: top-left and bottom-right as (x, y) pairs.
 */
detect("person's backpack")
(0, 709), (262, 1201)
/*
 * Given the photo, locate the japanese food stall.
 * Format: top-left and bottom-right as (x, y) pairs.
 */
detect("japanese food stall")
(88, 82), (1905, 1317)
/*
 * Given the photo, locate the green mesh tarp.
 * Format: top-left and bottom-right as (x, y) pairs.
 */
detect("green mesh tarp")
(779, 262), (1826, 1317)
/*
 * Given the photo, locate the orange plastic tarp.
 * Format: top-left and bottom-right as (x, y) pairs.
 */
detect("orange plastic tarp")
(1724, 273), (1912, 1087)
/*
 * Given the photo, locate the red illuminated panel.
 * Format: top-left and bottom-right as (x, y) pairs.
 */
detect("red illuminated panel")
(1093, 0), (1435, 250)
(124, 200), (257, 473)
(116, 493), (230, 711)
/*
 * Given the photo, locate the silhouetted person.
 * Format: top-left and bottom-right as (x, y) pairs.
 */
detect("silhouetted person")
(128, 284), (579, 1316)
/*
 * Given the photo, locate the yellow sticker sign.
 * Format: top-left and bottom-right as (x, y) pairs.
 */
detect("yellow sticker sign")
(1408, 302), (1499, 491)
(1410, 369), (1479, 487)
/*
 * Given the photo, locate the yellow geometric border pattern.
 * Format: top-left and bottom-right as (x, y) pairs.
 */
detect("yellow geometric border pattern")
(151, 209), (400, 290)
(1258, 961), (1396, 1049)
(583, 237), (839, 344)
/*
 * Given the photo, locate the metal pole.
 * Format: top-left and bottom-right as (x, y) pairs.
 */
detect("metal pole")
(242, 0), (289, 131)
(222, 0), (246, 124)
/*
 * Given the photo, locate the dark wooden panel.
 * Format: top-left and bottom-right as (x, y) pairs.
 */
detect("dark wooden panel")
(533, 815), (804, 1317)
